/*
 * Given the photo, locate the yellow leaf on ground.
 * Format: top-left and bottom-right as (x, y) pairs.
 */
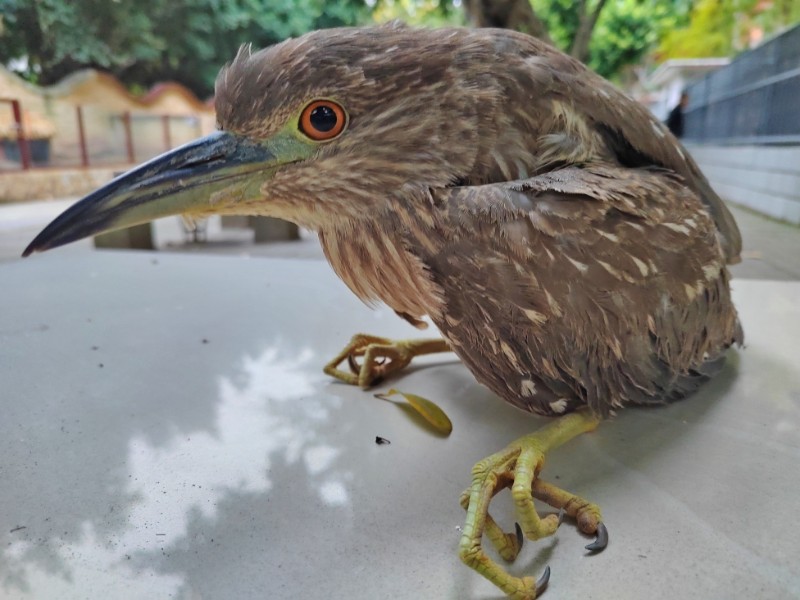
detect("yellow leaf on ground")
(374, 388), (453, 436)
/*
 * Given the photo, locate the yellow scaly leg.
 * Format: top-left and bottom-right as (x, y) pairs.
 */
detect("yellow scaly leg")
(324, 334), (450, 387)
(459, 410), (605, 599)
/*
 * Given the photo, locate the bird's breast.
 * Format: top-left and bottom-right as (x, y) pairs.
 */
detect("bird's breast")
(318, 222), (443, 321)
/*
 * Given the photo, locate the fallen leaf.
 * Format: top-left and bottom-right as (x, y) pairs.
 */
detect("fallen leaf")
(375, 388), (452, 435)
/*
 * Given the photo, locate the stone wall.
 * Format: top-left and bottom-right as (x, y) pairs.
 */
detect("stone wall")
(687, 144), (800, 225)
(0, 168), (116, 203)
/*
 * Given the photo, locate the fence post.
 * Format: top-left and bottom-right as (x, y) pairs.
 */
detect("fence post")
(11, 99), (32, 170)
(122, 111), (135, 163)
(162, 115), (172, 151)
(76, 105), (89, 167)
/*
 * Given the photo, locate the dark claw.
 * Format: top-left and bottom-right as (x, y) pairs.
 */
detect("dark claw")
(585, 521), (608, 553)
(535, 565), (551, 595)
(514, 522), (523, 549)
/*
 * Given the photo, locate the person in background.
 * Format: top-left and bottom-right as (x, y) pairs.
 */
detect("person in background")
(666, 91), (689, 138)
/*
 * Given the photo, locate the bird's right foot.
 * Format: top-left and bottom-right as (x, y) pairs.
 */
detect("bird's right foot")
(458, 410), (606, 598)
(323, 334), (450, 387)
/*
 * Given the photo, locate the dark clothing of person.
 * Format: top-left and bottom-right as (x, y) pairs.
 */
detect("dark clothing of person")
(666, 104), (684, 138)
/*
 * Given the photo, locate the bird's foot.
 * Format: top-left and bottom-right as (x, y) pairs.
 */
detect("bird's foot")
(458, 410), (604, 599)
(323, 333), (450, 387)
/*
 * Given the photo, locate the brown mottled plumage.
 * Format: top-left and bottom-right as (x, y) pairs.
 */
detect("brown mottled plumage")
(24, 23), (744, 599)
(215, 23), (742, 417)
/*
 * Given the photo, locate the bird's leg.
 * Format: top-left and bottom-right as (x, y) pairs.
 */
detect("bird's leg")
(459, 487), (524, 562)
(459, 410), (603, 599)
(323, 334), (450, 387)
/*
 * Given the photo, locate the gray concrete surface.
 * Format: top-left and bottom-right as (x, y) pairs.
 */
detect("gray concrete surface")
(0, 197), (325, 263)
(3, 253), (799, 600)
(726, 204), (800, 281)
(0, 197), (798, 280)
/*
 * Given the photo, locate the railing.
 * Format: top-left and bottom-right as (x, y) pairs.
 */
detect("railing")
(683, 23), (800, 145)
(0, 99), (32, 169)
(0, 99), (204, 172)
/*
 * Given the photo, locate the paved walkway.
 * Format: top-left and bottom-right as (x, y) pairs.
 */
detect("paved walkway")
(1, 197), (798, 280)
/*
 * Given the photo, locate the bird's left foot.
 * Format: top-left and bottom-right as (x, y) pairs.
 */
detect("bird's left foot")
(323, 334), (450, 387)
(459, 410), (606, 599)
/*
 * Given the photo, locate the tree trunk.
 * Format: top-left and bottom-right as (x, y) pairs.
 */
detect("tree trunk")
(569, 0), (608, 63)
(463, 0), (553, 46)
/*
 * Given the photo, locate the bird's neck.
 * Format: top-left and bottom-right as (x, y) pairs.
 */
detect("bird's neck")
(317, 212), (443, 321)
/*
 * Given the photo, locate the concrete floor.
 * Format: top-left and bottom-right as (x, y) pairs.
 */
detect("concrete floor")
(724, 204), (800, 281)
(0, 198), (798, 280)
(4, 255), (799, 600)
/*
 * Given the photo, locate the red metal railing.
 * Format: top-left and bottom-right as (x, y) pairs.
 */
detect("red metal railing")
(1, 99), (32, 170)
(122, 111), (135, 164)
(76, 105), (89, 168)
(1, 98), (204, 173)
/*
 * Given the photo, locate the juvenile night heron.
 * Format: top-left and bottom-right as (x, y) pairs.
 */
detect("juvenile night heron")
(24, 23), (743, 599)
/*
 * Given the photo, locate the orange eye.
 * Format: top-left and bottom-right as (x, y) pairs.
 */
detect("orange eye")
(299, 100), (347, 141)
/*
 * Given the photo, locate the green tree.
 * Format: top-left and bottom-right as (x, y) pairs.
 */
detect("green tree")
(588, 0), (686, 79)
(372, 0), (463, 27)
(0, 0), (163, 84)
(658, 0), (744, 58)
(383, 0), (683, 81)
(459, 0), (682, 73)
(130, 0), (369, 97)
(534, 0), (686, 79)
(0, 0), (369, 96)
(658, 0), (800, 59)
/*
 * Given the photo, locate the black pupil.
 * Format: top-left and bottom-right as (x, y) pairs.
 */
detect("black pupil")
(310, 105), (337, 132)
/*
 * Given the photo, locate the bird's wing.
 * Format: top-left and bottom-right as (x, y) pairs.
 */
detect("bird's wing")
(503, 32), (741, 263)
(418, 164), (740, 415)
(570, 70), (742, 263)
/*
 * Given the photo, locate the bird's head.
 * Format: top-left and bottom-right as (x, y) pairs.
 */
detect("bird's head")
(24, 24), (503, 256)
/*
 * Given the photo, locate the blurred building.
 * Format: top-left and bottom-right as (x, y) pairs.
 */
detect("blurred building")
(642, 58), (731, 121)
(0, 65), (215, 170)
(681, 23), (800, 224)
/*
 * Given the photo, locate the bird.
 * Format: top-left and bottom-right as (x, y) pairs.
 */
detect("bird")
(23, 23), (743, 599)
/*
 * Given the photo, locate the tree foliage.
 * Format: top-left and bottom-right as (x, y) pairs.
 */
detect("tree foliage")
(373, 0), (463, 26)
(534, 0), (686, 79)
(461, 0), (552, 42)
(0, 0), (368, 97)
(1, 0), (745, 96)
(391, 0), (685, 80)
(658, 0), (800, 59)
(0, 0), (162, 80)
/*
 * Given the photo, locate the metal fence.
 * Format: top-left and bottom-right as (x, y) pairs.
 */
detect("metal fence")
(684, 23), (800, 145)
(0, 98), (205, 172)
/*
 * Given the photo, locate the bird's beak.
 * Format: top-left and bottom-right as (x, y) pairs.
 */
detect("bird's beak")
(22, 130), (283, 256)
